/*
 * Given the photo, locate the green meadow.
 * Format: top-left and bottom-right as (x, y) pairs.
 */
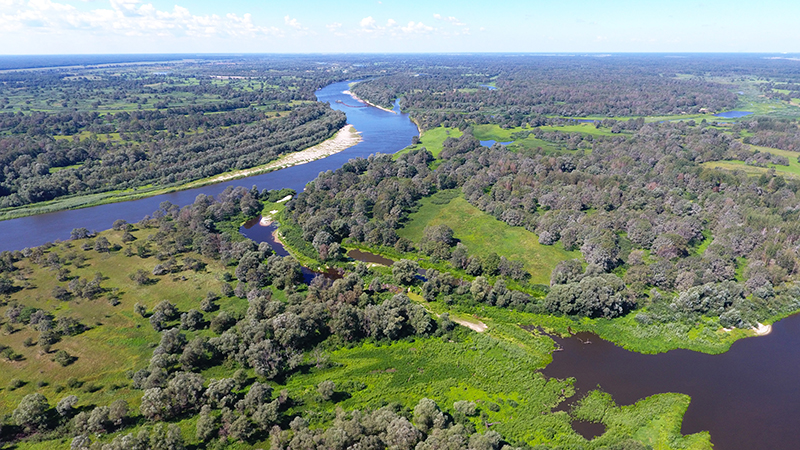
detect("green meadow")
(397, 194), (579, 285)
(396, 126), (464, 158)
(701, 144), (800, 180)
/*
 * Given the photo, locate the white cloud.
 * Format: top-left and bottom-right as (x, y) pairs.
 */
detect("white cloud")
(400, 21), (432, 34)
(433, 13), (465, 26)
(284, 15), (303, 30)
(0, 0), (283, 38)
(359, 15), (376, 30)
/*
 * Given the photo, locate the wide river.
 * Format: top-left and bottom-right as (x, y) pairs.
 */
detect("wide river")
(1, 81), (797, 449)
(0, 81), (418, 252)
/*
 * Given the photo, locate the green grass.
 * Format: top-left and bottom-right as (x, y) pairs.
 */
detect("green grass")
(395, 126), (463, 158)
(0, 227), (243, 417)
(701, 144), (800, 180)
(397, 194), (579, 284)
(474, 123), (620, 142)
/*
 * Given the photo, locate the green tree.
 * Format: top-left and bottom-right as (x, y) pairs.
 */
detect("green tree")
(13, 393), (50, 430)
(392, 259), (420, 285)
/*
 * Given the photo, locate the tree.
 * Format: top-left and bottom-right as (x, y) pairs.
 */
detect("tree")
(413, 397), (445, 433)
(13, 393), (49, 430)
(70, 228), (93, 240)
(550, 259), (583, 286)
(180, 309), (205, 331)
(56, 395), (79, 418)
(196, 405), (217, 441)
(140, 388), (171, 421)
(53, 349), (76, 366)
(134, 302), (147, 317)
(453, 400), (477, 416)
(94, 236), (110, 253)
(129, 269), (153, 285)
(317, 380), (336, 401)
(392, 259), (419, 285)
(470, 276), (492, 303)
(109, 399), (128, 426)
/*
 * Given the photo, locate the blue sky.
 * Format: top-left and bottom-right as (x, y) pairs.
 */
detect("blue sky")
(2, 0), (799, 54)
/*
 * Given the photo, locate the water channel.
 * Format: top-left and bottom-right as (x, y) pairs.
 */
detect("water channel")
(0, 81), (418, 252)
(0, 81), (796, 449)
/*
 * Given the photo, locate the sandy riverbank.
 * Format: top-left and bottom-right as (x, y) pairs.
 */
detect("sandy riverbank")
(343, 90), (398, 114)
(194, 124), (362, 185)
(753, 322), (772, 336)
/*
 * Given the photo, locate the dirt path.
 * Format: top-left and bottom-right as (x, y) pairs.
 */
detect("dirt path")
(451, 317), (488, 333)
(190, 125), (362, 185)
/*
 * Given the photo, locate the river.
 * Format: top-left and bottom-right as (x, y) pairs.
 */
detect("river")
(0, 80), (795, 449)
(543, 318), (800, 449)
(0, 81), (418, 252)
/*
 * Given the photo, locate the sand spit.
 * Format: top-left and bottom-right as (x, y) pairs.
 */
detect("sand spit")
(343, 90), (398, 114)
(196, 125), (362, 185)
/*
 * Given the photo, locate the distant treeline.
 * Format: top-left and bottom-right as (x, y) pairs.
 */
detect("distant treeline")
(0, 103), (345, 207)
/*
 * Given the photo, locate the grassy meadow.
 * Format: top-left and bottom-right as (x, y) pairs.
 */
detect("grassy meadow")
(396, 126), (464, 158)
(0, 227), (243, 418)
(701, 144), (800, 180)
(397, 193), (579, 285)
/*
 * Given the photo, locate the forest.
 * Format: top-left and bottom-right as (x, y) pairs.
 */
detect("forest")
(3, 54), (800, 449)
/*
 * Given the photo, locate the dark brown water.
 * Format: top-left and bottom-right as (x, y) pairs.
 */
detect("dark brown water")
(240, 216), (341, 282)
(346, 248), (395, 266)
(541, 315), (800, 450)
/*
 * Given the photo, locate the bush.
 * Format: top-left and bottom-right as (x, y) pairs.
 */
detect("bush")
(53, 349), (76, 366)
(454, 400), (477, 416)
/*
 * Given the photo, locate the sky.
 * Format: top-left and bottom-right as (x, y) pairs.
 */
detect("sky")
(1, 0), (800, 54)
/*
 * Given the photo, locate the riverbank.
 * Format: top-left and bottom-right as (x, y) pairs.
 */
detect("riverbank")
(0, 125), (361, 222)
(185, 125), (361, 186)
(344, 89), (397, 114)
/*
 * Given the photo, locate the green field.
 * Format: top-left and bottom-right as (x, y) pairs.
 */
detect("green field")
(396, 126), (464, 157)
(0, 228), (246, 418)
(473, 123), (620, 142)
(702, 144), (800, 180)
(398, 195), (579, 285)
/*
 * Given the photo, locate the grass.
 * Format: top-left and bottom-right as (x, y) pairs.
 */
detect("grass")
(0, 227), (243, 417)
(395, 126), (463, 158)
(474, 123), (622, 140)
(701, 144), (800, 180)
(397, 194), (579, 285)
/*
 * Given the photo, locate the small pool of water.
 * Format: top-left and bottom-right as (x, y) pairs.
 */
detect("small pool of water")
(480, 140), (513, 147)
(240, 215), (341, 282)
(347, 249), (395, 266)
(480, 84), (497, 90)
(572, 421), (606, 440)
(713, 111), (753, 118)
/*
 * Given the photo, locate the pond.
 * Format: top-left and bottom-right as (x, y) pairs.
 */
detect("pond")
(713, 111), (753, 118)
(480, 140), (513, 147)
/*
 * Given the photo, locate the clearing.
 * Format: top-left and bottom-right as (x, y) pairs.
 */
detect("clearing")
(398, 194), (579, 285)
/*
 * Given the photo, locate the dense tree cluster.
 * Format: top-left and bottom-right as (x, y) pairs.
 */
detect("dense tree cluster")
(350, 55), (740, 127)
(738, 118), (800, 152)
(0, 103), (345, 206)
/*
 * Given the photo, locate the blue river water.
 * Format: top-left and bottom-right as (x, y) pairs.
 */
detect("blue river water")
(0, 82), (418, 252)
